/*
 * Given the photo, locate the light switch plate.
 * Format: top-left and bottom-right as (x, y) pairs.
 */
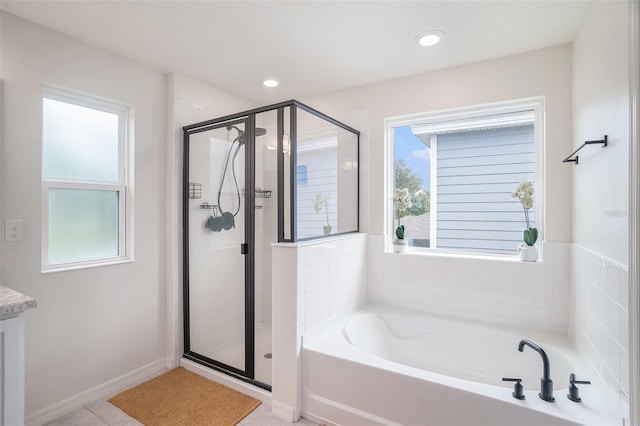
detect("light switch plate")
(5, 220), (24, 242)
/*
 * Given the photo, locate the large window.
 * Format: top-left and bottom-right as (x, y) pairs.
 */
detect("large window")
(387, 99), (543, 256)
(42, 88), (131, 270)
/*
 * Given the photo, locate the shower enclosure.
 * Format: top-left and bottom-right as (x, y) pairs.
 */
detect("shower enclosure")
(183, 100), (359, 389)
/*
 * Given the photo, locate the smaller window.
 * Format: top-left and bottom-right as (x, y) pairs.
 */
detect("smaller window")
(387, 99), (543, 257)
(42, 88), (131, 270)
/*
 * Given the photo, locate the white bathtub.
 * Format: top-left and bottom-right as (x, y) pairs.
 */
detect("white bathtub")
(302, 306), (613, 426)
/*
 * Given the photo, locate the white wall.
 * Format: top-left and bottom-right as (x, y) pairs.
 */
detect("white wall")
(572, 3), (629, 265)
(303, 45), (574, 332)
(571, 1), (630, 423)
(0, 11), (168, 419)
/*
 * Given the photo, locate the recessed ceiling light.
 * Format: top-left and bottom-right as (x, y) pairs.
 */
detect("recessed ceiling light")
(415, 30), (444, 47)
(262, 78), (280, 88)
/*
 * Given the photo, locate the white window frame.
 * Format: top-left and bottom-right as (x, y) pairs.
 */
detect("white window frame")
(41, 86), (133, 272)
(384, 97), (545, 259)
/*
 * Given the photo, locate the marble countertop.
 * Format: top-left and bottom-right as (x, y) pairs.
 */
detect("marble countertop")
(0, 285), (37, 316)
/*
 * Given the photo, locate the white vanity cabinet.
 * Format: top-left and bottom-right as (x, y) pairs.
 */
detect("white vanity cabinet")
(0, 286), (37, 426)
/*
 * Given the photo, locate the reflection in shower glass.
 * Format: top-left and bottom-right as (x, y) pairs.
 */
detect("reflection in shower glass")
(296, 109), (358, 239)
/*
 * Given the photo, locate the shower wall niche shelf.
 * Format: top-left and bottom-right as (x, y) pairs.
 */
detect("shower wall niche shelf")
(562, 135), (608, 165)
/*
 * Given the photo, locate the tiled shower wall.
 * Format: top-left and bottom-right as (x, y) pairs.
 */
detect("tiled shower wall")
(367, 235), (571, 333)
(271, 233), (367, 420)
(299, 233), (368, 334)
(572, 244), (629, 421)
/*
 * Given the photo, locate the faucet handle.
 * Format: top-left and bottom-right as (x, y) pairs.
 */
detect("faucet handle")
(502, 377), (525, 400)
(568, 373), (591, 402)
(569, 373), (591, 385)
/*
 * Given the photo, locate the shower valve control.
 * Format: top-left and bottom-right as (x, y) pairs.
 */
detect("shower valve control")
(567, 373), (591, 402)
(502, 378), (525, 400)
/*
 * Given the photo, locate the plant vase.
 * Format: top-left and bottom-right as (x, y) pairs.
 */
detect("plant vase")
(393, 238), (409, 253)
(323, 225), (332, 235)
(518, 244), (538, 262)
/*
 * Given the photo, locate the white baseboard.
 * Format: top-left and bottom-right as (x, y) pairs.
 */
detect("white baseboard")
(25, 357), (170, 426)
(271, 399), (296, 422)
(179, 358), (272, 405)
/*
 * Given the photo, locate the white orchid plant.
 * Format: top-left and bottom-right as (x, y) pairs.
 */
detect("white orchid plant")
(312, 193), (330, 226)
(393, 188), (412, 240)
(511, 181), (538, 246)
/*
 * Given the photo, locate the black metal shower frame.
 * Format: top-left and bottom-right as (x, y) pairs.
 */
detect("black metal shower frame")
(182, 99), (359, 390)
(182, 116), (263, 389)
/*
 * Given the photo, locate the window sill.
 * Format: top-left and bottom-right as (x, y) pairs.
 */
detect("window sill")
(41, 258), (134, 274)
(388, 247), (543, 263)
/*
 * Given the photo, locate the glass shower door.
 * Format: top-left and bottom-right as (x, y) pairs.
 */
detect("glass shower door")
(184, 119), (253, 378)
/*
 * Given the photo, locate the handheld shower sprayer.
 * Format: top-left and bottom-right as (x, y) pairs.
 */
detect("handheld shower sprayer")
(209, 124), (267, 232)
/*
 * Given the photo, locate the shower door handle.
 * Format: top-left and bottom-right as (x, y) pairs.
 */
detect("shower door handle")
(241, 243), (248, 255)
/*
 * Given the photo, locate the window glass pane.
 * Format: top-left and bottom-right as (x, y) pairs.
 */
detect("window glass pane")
(49, 189), (119, 264)
(434, 125), (534, 254)
(296, 112), (338, 239)
(394, 111), (536, 255)
(43, 97), (119, 182)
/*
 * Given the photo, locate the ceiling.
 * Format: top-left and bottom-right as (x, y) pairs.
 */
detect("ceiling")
(0, 1), (589, 105)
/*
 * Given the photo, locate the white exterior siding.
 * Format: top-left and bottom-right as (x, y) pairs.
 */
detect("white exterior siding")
(435, 125), (535, 254)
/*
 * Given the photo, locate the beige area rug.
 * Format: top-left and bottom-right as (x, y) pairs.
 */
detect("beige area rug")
(108, 367), (261, 426)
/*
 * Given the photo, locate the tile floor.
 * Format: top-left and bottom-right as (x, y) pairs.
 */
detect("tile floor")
(44, 401), (317, 426)
(44, 375), (318, 426)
